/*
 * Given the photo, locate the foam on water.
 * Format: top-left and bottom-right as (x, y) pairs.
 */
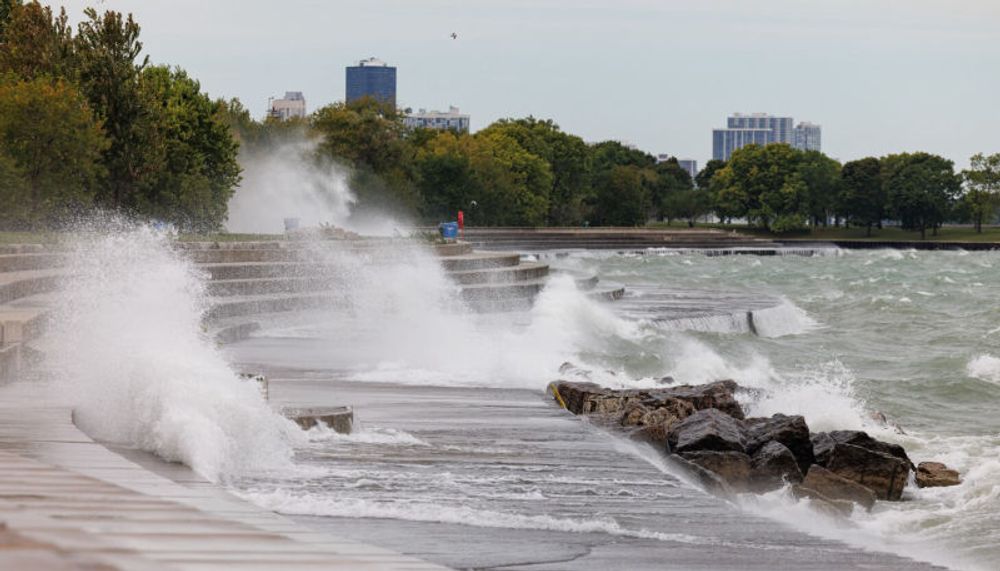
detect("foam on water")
(240, 488), (705, 544)
(967, 354), (1000, 384)
(44, 223), (303, 482)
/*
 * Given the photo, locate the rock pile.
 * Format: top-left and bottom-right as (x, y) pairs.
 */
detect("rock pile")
(547, 378), (960, 513)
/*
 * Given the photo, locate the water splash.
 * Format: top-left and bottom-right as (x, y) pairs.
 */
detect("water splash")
(45, 222), (303, 482)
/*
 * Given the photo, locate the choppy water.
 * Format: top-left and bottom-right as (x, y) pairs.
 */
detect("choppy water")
(224, 247), (1000, 570)
(44, 230), (999, 570)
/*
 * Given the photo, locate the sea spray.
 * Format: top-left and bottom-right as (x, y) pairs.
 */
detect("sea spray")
(45, 223), (303, 482)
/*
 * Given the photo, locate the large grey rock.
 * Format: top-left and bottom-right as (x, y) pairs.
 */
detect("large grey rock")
(800, 465), (877, 510)
(638, 398), (696, 442)
(750, 441), (804, 492)
(745, 414), (814, 473)
(791, 484), (857, 517)
(654, 380), (745, 420)
(681, 450), (752, 490)
(825, 443), (909, 501)
(668, 408), (747, 454)
(916, 461), (961, 488)
(812, 430), (912, 469)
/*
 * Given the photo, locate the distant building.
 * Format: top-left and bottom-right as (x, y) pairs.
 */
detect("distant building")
(346, 57), (397, 107)
(269, 91), (306, 120)
(728, 113), (794, 144)
(793, 122), (822, 152)
(404, 106), (470, 132)
(677, 159), (698, 180)
(712, 112), (822, 160)
(712, 128), (773, 161)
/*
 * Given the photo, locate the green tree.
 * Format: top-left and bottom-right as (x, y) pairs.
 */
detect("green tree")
(695, 159), (725, 190)
(0, 0), (22, 41)
(712, 144), (805, 230)
(962, 153), (1000, 233)
(649, 157), (694, 223)
(475, 130), (552, 226)
(0, 151), (29, 228)
(840, 157), (884, 236)
(797, 150), (842, 227)
(591, 165), (649, 226)
(312, 97), (420, 215)
(883, 152), (961, 239)
(0, 1), (74, 80)
(0, 77), (108, 228)
(75, 7), (161, 209)
(478, 117), (591, 225)
(138, 66), (241, 231)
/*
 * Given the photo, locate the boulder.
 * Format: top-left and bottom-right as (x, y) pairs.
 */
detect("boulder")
(656, 380), (745, 420)
(619, 401), (650, 427)
(668, 408), (747, 454)
(825, 443), (909, 501)
(750, 441), (804, 492)
(638, 398), (696, 442)
(916, 461), (961, 488)
(745, 414), (814, 473)
(791, 484), (857, 517)
(681, 450), (752, 490)
(548, 381), (606, 414)
(800, 465), (877, 510)
(812, 430), (912, 469)
(669, 455), (734, 498)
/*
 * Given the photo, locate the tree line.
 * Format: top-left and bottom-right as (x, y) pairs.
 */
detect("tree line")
(0, 1), (238, 231)
(1, 2), (997, 234)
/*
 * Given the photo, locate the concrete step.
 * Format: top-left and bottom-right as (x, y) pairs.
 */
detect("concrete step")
(438, 252), (522, 271)
(0, 244), (46, 255)
(447, 261), (549, 285)
(432, 242), (473, 256)
(199, 262), (336, 281)
(205, 292), (344, 322)
(0, 253), (66, 273)
(0, 268), (64, 304)
(206, 277), (335, 297)
(458, 280), (547, 302)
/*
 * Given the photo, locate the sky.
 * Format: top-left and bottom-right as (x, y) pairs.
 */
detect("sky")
(56, 0), (1000, 169)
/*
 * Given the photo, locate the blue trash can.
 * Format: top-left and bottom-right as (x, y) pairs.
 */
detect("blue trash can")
(438, 222), (459, 239)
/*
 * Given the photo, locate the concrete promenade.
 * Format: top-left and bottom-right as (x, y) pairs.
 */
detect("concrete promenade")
(0, 240), (457, 570)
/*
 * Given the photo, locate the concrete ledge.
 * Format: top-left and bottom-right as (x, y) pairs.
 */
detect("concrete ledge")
(282, 406), (354, 433)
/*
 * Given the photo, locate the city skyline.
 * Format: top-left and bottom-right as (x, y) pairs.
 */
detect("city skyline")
(55, 0), (1000, 169)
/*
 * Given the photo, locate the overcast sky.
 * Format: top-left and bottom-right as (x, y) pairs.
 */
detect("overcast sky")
(58, 0), (1000, 169)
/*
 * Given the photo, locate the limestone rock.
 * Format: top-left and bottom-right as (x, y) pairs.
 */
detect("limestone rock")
(791, 484), (857, 517)
(745, 414), (814, 473)
(619, 401), (649, 427)
(800, 465), (877, 510)
(668, 408), (747, 454)
(916, 461), (961, 488)
(638, 398), (696, 442)
(681, 450), (752, 490)
(812, 430), (912, 469)
(825, 443), (909, 501)
(656, 380), (745, 420)
(750, 441), (804, 492)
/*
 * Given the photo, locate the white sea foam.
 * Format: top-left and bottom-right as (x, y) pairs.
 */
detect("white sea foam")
(45, 224), (303, 482)
(241, 489), (704, 543)
(967, 354), (1000, 384)
(307, 424), (429, 447)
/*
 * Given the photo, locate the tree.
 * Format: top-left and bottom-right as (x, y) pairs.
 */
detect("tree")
(475, 130), (552, 226)
(0, 77), (108, 228)
(478, 117), (591, 225)
(0, 1), (74, 80)
(797, 150), (842, 227)
(0, 150), (28, 228)
(695, 159), (725, 190)
(840, 157), (884, 236)
(711, 144), (805, 230)
(649, 157), (694, 223)
(883, 152), (961, 239)
(591, 165), (649, 226)
(75, 8), (164, 210)
(962, 153), (1000, 233)
(0, 0), (22, 41)
(137, 66), (240, 231)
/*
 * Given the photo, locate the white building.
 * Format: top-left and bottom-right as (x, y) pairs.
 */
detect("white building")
(793, 122), (822, 152)
(404, 106), (470, 132)
(269, 91), (306, 120)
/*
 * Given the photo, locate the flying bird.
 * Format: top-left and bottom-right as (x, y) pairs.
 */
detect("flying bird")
(450, 32), (458, 40)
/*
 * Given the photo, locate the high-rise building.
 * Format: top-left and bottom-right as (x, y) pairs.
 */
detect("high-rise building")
(712, 113), (822, 160)
(677, 159), (698, 180)
(268, 91), (306, 120)
(793, 122), (822, 152)
(712, 128), (773, 161)
(403, 106), (470, 132)
(346, 57), (397, 107)
(728, 113), (794, 144)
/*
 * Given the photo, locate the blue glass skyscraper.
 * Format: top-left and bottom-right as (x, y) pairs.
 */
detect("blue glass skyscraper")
(346, 57), (397, 107)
